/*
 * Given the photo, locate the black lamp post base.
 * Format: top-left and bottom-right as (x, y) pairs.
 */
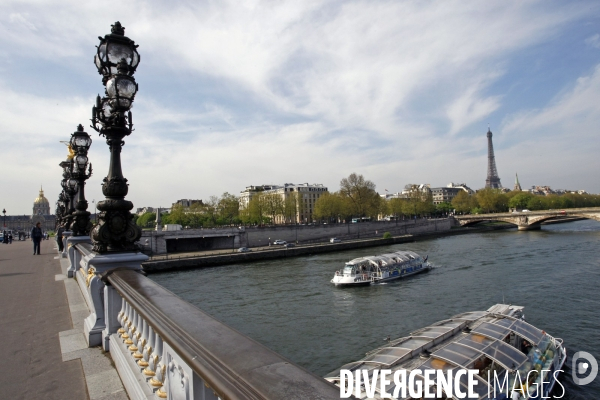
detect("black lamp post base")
(91, 199), (141, 253)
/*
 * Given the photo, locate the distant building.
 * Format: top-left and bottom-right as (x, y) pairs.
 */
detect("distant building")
(238, 185), (281, 210)
(172, 199), (203, 208)
(136, 207), (156, 216)
(485, 127), (503, 189)
(429, 183), (474, 205)
(513, 173), (522, 191)
(239, 183), (328, 223)
(2, 188), (55, 232)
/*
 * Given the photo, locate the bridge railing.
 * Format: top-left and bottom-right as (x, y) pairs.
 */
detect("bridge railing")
(65, 236), (342, 400)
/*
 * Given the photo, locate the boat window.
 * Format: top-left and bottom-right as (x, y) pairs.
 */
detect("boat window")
(433, 343), (480, 367)
(452, 311), (488, 321)
(324, 362), (377, 380)
(412, 326), (453, 339)
(480, 340), (527, 369)
(393, 338), (431, 350)
(324, 362), (364, 379)
(343, 265), (354, 274)
(472, 322), (511, 340)
(421, 357), (457, 372)
(371, 347), (411, 358)
(363, 353), (403, 366)
(508, 319), (544, 345)
(435, 320), (464, 329)
(458, 370), (490, 399)
(459, 334), (495, 351)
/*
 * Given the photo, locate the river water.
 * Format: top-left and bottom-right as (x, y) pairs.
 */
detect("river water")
(150, 220), (600, 398)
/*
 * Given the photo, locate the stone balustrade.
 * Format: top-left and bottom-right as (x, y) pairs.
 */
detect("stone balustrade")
(65, 238), (342, 399)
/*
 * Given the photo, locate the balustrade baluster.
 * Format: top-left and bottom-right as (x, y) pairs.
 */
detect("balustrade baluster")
(132, 318), (147, 360)
(124, 309), (137, 346)
(128, 312), (141, 352)
(117, 298), (127, 336)
(138, 324), (154, 368)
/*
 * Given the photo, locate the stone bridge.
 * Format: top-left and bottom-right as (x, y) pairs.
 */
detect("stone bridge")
(453, 207), (600, 230)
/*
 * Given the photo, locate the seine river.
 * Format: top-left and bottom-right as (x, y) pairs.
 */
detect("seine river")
(150, 220), (600, 399)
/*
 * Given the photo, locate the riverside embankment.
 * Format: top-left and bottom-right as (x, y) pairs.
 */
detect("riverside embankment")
(141, 223), (514, 273)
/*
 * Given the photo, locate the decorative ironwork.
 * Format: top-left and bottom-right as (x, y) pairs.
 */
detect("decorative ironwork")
(69, 125), (93, 236)
(485, 127), (502, 189)
(90, 22), (142, 253)
(59, 159), (77, 230)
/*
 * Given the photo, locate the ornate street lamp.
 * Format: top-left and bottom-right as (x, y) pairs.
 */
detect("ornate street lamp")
(90, 22), (142, 253)
(60, 159), (76, 230)
(69, 125), (93, 236)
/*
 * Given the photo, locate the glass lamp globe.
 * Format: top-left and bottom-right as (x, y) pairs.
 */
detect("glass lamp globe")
(94, 22), (140, 79)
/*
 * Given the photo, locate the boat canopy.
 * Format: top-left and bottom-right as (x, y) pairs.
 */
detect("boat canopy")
(326, 305), (553, 400)
(346, 250), (422, 267)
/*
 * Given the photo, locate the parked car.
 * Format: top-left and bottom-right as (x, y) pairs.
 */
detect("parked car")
(522, 209), (530, 212)
(330, 238), (341, 243)
(237, 247), (251, 253)
(273, 240), (287, 245)
(283, 243), (295, 248)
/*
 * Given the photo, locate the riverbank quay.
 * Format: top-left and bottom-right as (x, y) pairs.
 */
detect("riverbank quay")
(0, 239), (122, 399)
(141, 223), (515, 273)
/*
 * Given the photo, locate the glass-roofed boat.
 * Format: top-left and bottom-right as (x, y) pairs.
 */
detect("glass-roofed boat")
(331, 250), (431, 286)
(325, 304), (567, 399)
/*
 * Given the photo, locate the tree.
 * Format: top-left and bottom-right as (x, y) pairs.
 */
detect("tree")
(136, 212), (156, 228)
(218, 192), (239, 225)
(388, 198), (407, 219)
(314, 192), (344, 222)
(167, 204), (188, 226)
(283, 192), (299, 223)
(476, 188), (502, 213)
(451, 191), (475, 214)
(508, 193), (533, 210)
(339, 173), (381, 218)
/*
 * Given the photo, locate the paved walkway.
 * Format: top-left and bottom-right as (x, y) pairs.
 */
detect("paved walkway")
(0, 239), (126, 400)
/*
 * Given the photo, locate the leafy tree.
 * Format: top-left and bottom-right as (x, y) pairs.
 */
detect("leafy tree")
(166, 204), (188, 226)
(283, 192), (299, 223)
(136, 212), (156, 228)
(314, 192), (344, 222)
(435, 202), (453, 215)
(339, 173), (381, 218)
(508, 193), (534, 210)
(218, 192), (239, 225)
(451, 191), (475, 214)
(476, 188), (502, 213)
(388, 198), (407, 219)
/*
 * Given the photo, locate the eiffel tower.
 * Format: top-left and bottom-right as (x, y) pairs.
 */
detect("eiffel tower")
(485, 127), (502, 189)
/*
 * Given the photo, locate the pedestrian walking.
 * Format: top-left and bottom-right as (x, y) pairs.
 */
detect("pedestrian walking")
(8, 233), (12, 244)
(31, 222), (43, 255)
(56, 226), (64, 252)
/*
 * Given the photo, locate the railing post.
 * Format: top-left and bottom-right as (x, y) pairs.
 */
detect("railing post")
(66, 236), (92, 277)
(103, 284), (122, 351)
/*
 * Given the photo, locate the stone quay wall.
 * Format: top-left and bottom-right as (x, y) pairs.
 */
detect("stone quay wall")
(139, 218), (452, 255)
(244, 218), (452, 247)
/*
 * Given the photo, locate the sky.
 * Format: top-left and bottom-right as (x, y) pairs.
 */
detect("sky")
(1, 0), (600, 215)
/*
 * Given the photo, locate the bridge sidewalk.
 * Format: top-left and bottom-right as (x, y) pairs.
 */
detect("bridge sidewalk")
(0, 239), (126, 400)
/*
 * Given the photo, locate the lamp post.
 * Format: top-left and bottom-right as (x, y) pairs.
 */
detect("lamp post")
(69, 125), (93, 236)
(2, 209), (5, 227)
(90, 22), (141, 253)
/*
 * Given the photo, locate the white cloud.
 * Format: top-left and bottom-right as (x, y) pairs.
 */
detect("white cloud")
(585, 33), (600, 49)
(0, 0), (599, 214)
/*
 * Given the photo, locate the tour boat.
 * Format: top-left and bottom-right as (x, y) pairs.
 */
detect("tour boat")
(331, 250), (431, 286)
(325, 304), (567, 399)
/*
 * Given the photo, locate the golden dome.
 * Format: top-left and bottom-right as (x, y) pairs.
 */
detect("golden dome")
(34, 187), (49, 205)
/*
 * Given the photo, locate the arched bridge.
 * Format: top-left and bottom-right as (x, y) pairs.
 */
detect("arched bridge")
(453, 207), (600, 230)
